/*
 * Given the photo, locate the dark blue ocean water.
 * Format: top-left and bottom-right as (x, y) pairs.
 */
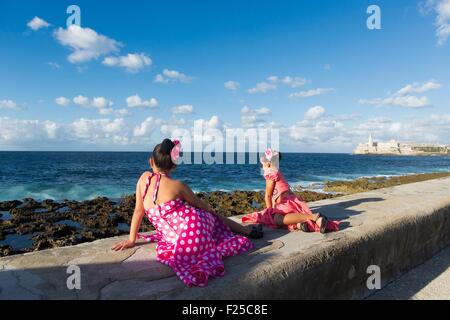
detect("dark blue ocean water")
(0, 152), (450, 201)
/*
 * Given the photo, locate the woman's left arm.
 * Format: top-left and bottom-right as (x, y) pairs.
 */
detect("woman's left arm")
(112, 174), (146, 251)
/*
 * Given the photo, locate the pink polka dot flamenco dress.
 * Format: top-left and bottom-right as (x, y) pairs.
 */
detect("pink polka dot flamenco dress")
(137, 172), (254, 287)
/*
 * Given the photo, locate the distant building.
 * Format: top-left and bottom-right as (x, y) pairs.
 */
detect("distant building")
(354, 134), (449, 155)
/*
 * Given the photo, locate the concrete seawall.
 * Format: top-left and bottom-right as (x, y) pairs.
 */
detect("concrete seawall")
(1, 177), (449, 299)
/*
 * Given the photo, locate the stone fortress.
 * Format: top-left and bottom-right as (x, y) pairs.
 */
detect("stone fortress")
(354, 134), (450, 155)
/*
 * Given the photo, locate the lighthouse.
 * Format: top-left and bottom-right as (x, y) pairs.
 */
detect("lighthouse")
(368, 133), (373, 147)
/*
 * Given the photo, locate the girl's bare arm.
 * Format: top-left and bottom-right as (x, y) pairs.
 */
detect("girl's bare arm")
(265, 179), (275, 209)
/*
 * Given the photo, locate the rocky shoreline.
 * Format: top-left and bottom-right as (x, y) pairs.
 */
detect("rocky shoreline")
(0, 190), (334, 257)
(1, 171), (449, 257)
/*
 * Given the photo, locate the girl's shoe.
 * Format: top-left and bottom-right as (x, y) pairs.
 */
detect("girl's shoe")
(316, 213), (329, 234)
(298, 222), (311, 232)
(248, 224), (264, 239)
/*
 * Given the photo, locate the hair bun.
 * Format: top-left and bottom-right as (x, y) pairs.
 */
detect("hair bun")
(160, 138), (175, 155)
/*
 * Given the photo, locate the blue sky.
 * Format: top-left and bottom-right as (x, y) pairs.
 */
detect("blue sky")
(0, 0), (449, 152)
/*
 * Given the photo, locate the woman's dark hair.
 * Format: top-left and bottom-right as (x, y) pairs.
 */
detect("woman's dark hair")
(152, 138), (176, 172)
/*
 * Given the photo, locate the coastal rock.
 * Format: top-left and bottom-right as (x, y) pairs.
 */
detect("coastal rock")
(41, 199), (64, 212)
(16, 222), (44, 235)
(45, 224), (76, 238)
(32, 236), (53, 251)
(0, 200), (22, 211)
(293, 190), (335, 202)
(198, 190), (265, 217)
(79, 230), (97, 242)
(0, 244), (12, 257)
(32, 233), (81, 251)
(324, 172), (450, 195)
(19, 198), (42, 210)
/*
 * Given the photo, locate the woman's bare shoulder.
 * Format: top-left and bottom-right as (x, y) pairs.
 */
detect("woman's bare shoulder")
(138, 171), (152, 184)
(165, 178), (188, 192)
(168, 178), (185, 187)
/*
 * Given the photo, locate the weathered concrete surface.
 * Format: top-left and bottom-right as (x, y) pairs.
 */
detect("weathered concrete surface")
(367, 246), (450, 300)
(1, 177), (449, 300)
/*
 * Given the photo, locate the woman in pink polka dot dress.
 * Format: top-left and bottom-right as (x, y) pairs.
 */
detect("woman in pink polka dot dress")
(112, 139), (260, 287)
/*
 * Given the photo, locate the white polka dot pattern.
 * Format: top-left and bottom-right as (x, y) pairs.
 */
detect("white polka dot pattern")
(137, 172), (253, 287)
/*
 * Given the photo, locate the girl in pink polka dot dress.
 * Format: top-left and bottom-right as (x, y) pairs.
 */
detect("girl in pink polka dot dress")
(112, 139), (259, 287)
(242, 148), (340, 233)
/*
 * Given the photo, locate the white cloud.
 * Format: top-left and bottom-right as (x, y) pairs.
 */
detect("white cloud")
(76, 66), (88, 73)
(44, 121), (60, 139)
(98, 108), (131, 117)
(204, 115), (221, 129)
(154, 74), (167, 84)
(279, 111), (450, 151)
(126, 94), (158, 108)
(267, 76), (308, 88)
(248, 82), (277, 94)
(91, 97), (113, 109)
(419, 0), (450, 45)
(0, 100), (19, 110)
(48, 62), (61, 69)
(224, 81), (240, 90)
(73, 95), (90, 106)
(70, 118), (128, 143)
(134, 117), (159, 137)
(68, 95), (122, 116)
(54, 25), (121, 63)
(436, 0), (450, 45)
(396, 80), (442, 95)
(288, 118), (345, 143)
(0, 117), (143, 147)
(171, 104), (194, 114)
(191, 116), (224, 144)
(102, 53), (152, 72)
(359, 81), (441, 108)
(3, 110), (450, 151)
(305, 106), (326, 120)
(289, 88), (335, 98)
(240, 106), (271, 128)
(0, 117), (60, 142)
(55, 97), (70, 107)
(157, 116), (224, 144)
(359, 96), (432, 108)
(71, 95), (113, 109)
(248, 75), (308, 94)
(160, 118), (186, 136)
(353, 116), (443, 143)
(154, 69), (193, 84)
(27, 16), (50, 31)
(323, 64), (332, 71)
(241, 106), (271, 115)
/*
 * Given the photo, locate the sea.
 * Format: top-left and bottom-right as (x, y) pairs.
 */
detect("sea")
(1, 151), (450, 201)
